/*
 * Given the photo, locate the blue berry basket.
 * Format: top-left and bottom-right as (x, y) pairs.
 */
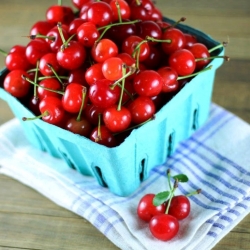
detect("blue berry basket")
(0, 17), (224, 196)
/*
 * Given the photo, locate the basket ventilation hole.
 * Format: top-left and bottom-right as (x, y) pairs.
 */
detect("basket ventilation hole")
(94, 166), (108, 188)
(140, 159), (146, 182)
(59, 151), (76, 170)
(192, 108), (199, 130)
(167, 133), (174, 157)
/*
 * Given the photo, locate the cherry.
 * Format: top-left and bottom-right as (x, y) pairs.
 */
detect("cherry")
(30, 20), (54, 36)
(137, 193), (166, 222)
(142, 45), (163, 69)
(3, 70), (30, 98)
(89, 125), (117, 147)
(77, 21), (100, 48)
(88, 79), (121, 109)
(188, 43), (210, 71)
(85, 62), (105, 85)
(168, 49), (196, 76)
(184, 33), (198, 49)
(103, 105), (132, 133)
(62, 83), (88, 113)
(161, 28), (186, 55)
(157, 66), (179, 93)
(102, 57), (124, 81)
(87, 1), (113, 27)
(68, 18), (85, 36)
(25, 38), (51, 65)
(72, 0), (90, 9)
(84, 104), (105, 126)
(130, 0), (154, 21)
(127, 96), (155, 124)
(37, 78), (62, 100)
(57, 40), (86, 70)
(166, 195), (191, 220)
(38, 95), (65, 125)
(68, 67), (88, 87)
(79, 0), (95, 21)
(46, 25), (70, 53)
(122, 35), (150, 62)
(39, 52), (61, 76)
(109, 0), (131, 22)
(46, 5), (74, 25)
(133, 70), (163, 97)
(149, 214), (179, 241)
(5, 45), (31, 71)
(91, 38), (118, 63)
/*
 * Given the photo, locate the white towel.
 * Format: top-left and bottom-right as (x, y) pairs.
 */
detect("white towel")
(0, 103), (250, 250)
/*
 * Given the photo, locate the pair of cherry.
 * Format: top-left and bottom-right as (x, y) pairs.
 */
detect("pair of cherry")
(137, 170), (201, 241)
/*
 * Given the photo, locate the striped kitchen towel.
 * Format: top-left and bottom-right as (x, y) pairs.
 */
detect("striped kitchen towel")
(0, 103), (250, 250)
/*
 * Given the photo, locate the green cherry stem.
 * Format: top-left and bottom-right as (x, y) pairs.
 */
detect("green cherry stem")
(58, 0), (62, 6)
(29, 34), (55, 41)
(33, 60), (40, 98)
(186, 189), (202, 197)
(46, 63), (64, 85)
(177, 65), (213, 81)
(208, 41), (228, 54)
(117, 65), (127, 111)
(165, 179), (178, 214)
(167, 169), (173, 190)
(22, 75), (64, 95)
(95, 113), (102, 142)
(38, 75), (69, 81)
(146, 36), (171, 44)
(162, 17), (186, 32)
(76, 87), (87, 122)
(195, 55), (230, 62)
(115, 0), (122, 23)
(22, 110), (49, 121)
(0, 48), (8, 57)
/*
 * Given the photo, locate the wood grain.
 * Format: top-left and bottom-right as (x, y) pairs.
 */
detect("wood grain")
(0, 0), (249, 249)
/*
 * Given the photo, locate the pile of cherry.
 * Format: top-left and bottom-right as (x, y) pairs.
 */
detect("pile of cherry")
(1, 0), (228, 147)
(137, 170), (201, 241)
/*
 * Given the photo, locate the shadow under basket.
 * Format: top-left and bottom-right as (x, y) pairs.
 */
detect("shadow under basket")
(0, 17), (224, 196)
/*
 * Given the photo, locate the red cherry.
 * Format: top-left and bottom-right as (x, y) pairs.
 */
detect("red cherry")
(149, 214), (179, 241)
(62, 83), (88, 113)
(37, 78), (62, 100)
(133, 70), (163, 97)
(167, 195), (191, 220)
(85, 62), (105, 86)
(157, 66), (179, 93)
(25, 38), (51, 65)
(103, 105), (132, 133)
(161, 28), (186, 55)
(91, 38), (118, 63)
(102, 57), (124, 81)
(127, 96), (155, 124)
(168, 49), (196, 76)
(88, 79), (121, 109)
(39, 52), (61, 76)
(72, 0), (90, 9)
(109, 0), (131, 22)
(39, 96), (65, 125)
(68, 18), (85, 36)
(46, 5), (74, 25)
(3, 70), (30, 98)
(30, 20), (54, 36)
(84, 104), (105, 126)
(87, 1), (113, 27)
(89, 125), (117, 147)
(137, 194), (166, 222)
(56, 41), (86, 70)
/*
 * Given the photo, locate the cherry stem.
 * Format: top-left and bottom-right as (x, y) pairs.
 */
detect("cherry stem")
(113, 116), (154, 136)
(76, 87), (87, 122)
(163, 17), (186, 32)
(115, 0), (122, 23)
(167, 169), (173, 191)
(195, 55), (230, 62)
(22, 110), (49, 121)
(117, 65), (127, 111)
(38, 76), (69, 81)
(208, 41), (228, 54)
(58, 0), (62, 5)
(57, 22), (66, 47)
(96, 20), (141, 44)
(110, 66), (136, 89)
(95, 113), (102, 142)
(62, 33), (76, 50)
(46, 63), (63, 85)
(33, 60), (40, 98)
(0, 48), (8, 57)
(165, 179), (178, 214)
(117, 83), (134, 102)
(177, 65), (213, 81)
(22, 75), (64, 95)
(29, 34), (55, 41)
(146, 36), (171, 44)
(186, 189), (202, 197)
(135, 0), (141, 5)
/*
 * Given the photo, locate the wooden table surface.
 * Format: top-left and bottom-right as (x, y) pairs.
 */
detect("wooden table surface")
(0, 0), (250, 249)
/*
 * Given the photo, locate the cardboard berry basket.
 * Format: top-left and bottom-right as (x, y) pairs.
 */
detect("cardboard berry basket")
(0, 17), (224, 196)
